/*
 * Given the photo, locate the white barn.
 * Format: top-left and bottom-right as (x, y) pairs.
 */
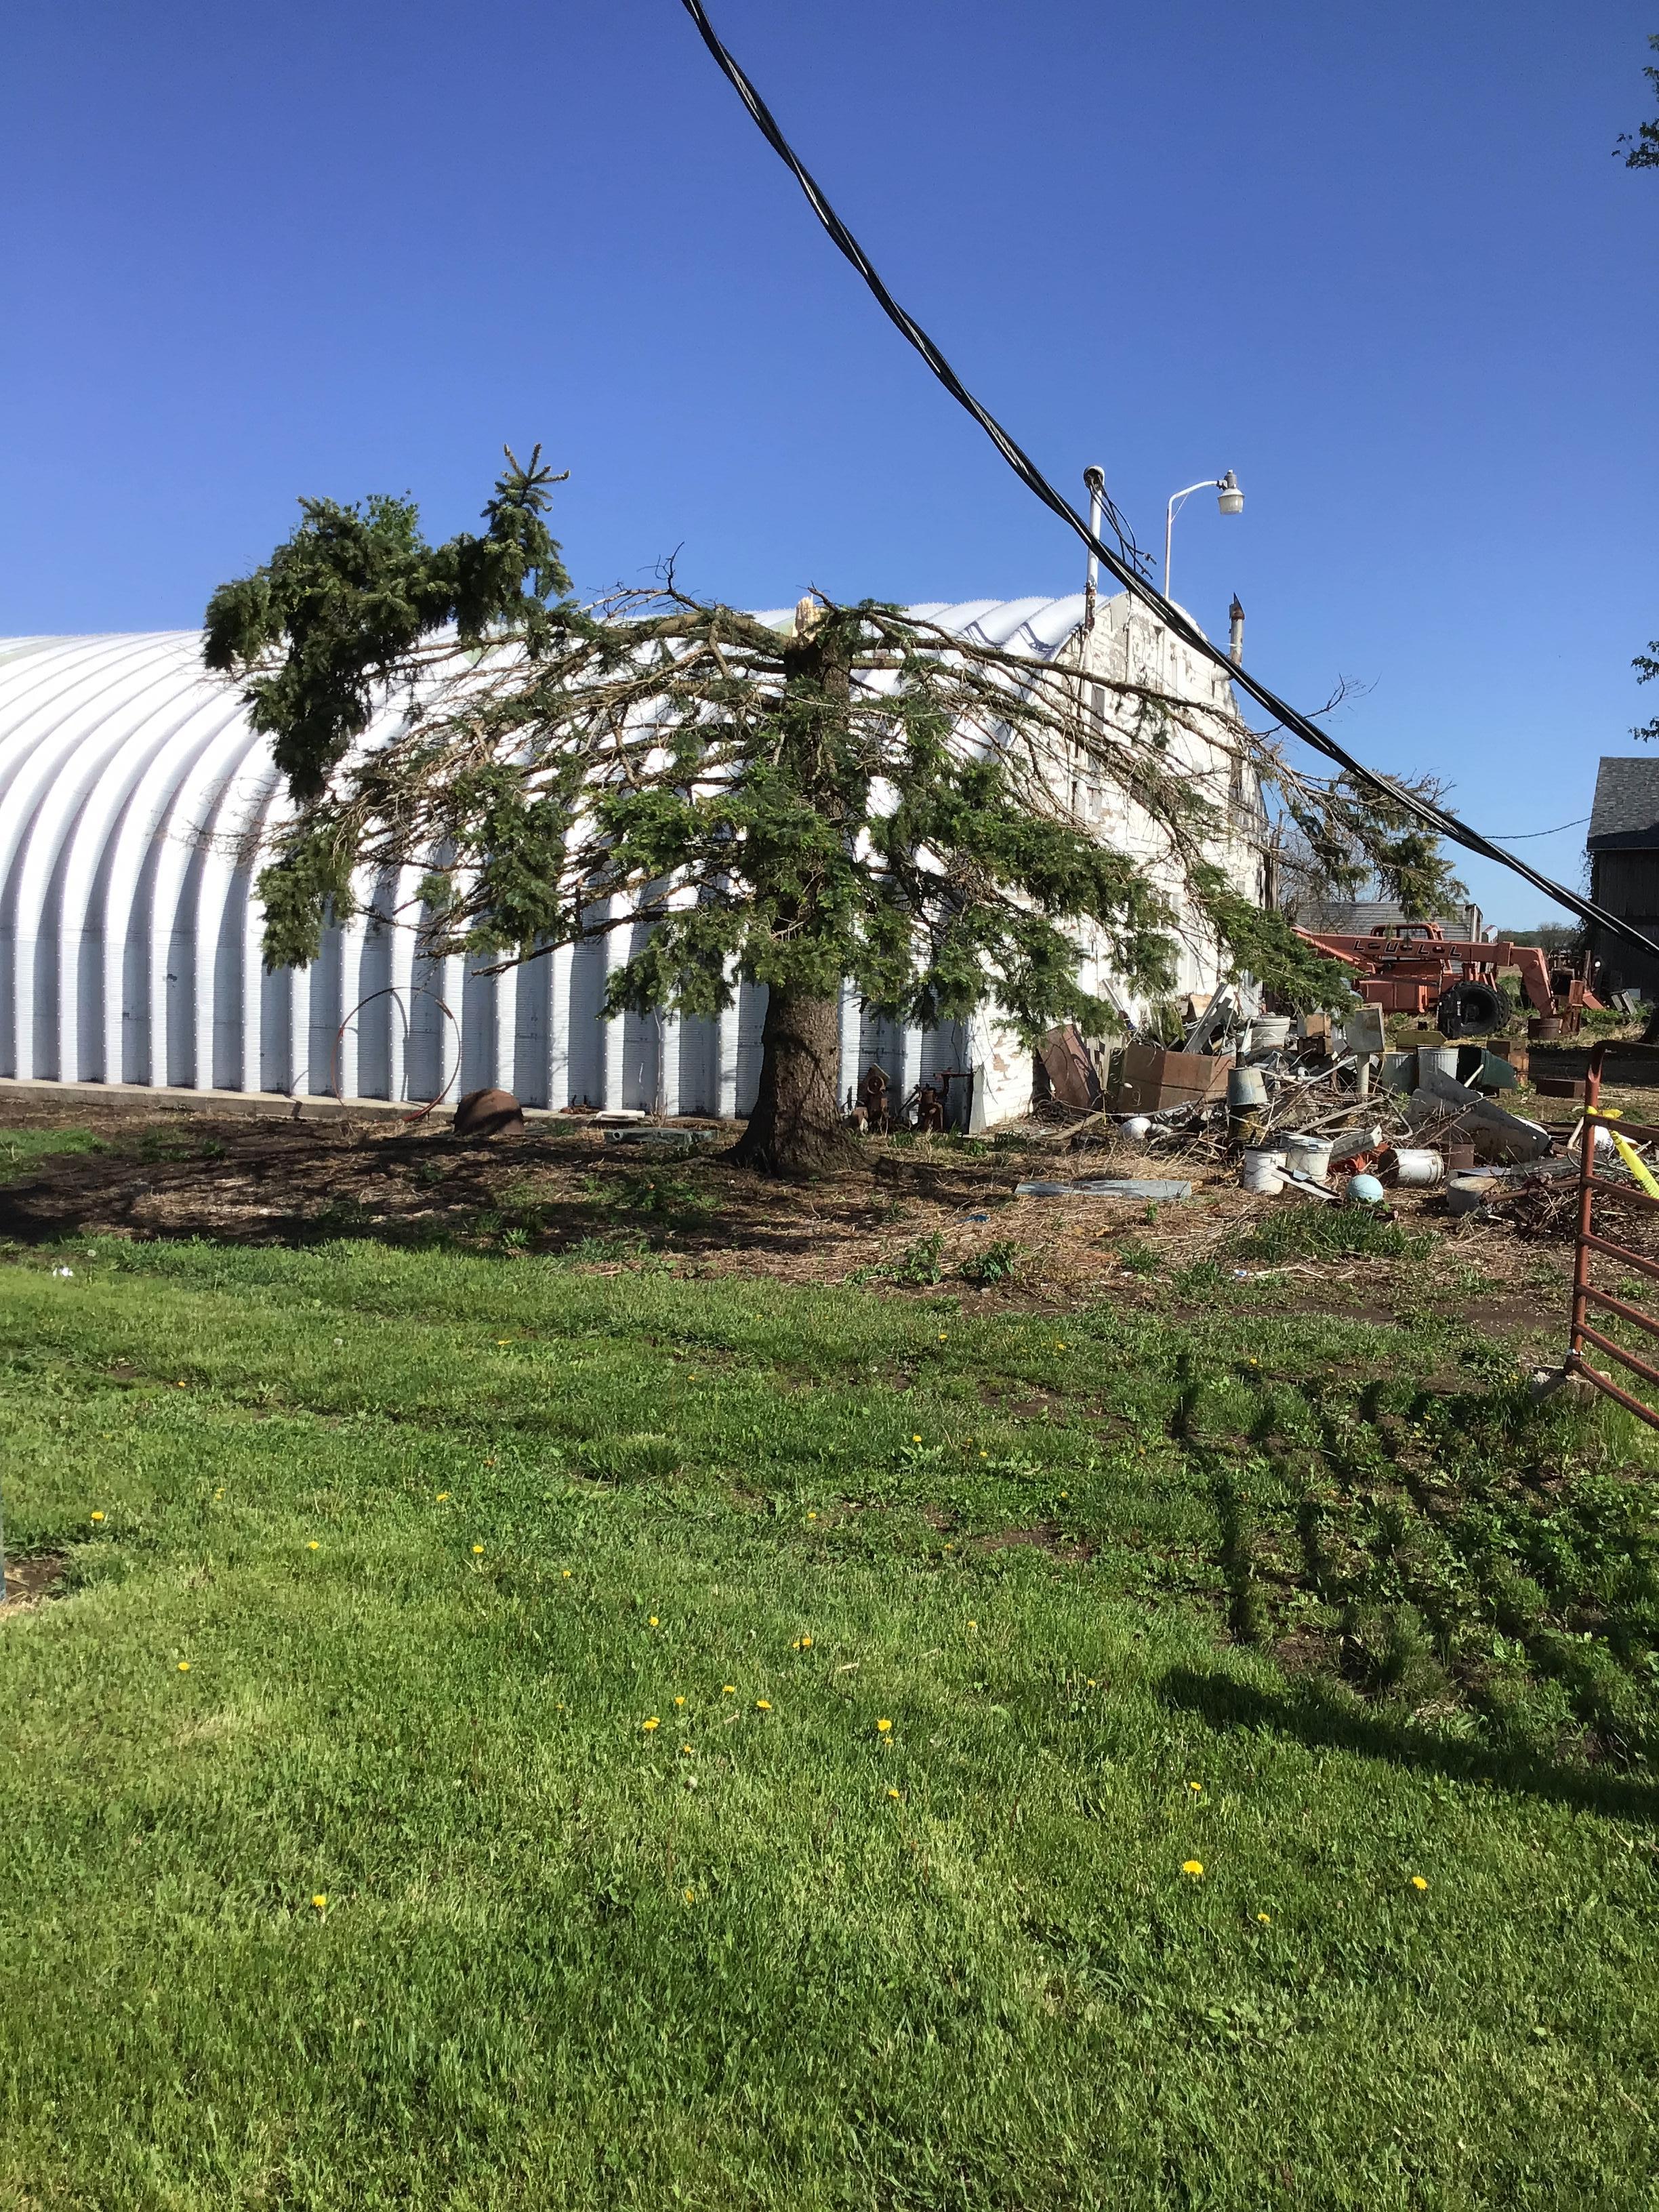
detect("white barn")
(0, 592), (1263, 1124)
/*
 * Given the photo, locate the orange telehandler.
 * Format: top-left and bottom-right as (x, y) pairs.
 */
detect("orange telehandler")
(1292, 920), (1600, 1038)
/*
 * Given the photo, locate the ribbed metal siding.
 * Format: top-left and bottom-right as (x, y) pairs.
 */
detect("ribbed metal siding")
(0, 627), (1008, 1110)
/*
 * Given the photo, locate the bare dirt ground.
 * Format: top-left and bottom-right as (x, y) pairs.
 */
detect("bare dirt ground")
(0, 1090), (1612, 1342)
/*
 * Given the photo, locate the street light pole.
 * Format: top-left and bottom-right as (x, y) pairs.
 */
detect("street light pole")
(1163, 470), (1244, 602)
(1082, 465), (1105, 630)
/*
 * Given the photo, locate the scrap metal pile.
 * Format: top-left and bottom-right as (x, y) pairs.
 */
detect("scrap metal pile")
(1055, 994), (1647, 1229)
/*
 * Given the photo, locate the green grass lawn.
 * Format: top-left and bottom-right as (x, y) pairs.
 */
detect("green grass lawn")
(0, 1125), (106, 1179)
(3, 1223), (1658, 2209)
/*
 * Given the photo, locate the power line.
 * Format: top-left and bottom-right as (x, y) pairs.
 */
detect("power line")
(1490, 815), (1591, 840)
(676, 0), (1658, 966)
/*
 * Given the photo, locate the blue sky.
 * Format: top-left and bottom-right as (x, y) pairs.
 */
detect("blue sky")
(3, 1), (1656, 927)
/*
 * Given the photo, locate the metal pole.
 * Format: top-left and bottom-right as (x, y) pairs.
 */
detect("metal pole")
(1164, 498), (1176, 601)
(1083, 466), (1104, 631)
(1163, 479), (1229, 604)
(1568, 1040), (1605, 1372)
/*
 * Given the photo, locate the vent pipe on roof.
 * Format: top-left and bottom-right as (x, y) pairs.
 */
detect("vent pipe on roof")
(1229, 595), (1245, 667)
(1082, 466), (1105, 632)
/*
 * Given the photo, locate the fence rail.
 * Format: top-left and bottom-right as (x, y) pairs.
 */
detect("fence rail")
(1567, 1040), (1659, 1427)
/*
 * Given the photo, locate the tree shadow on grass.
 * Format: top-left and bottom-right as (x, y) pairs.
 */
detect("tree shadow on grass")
(0, 1122), (866, 1264)
(1159, 1664), (1659, 1825)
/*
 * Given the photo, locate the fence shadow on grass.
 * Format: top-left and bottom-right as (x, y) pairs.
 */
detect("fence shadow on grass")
(1158, 1663), (1659, 1826)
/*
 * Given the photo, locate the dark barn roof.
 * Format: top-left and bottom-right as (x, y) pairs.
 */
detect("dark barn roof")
(1589, 757), (1659, 852)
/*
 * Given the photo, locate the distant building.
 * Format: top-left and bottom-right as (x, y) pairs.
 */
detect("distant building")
(1296, 897), (1486, 944)
(1587, 756), (1659, 999)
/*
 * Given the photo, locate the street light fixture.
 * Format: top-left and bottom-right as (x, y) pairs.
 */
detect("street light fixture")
(1164, 470), (1243, 602)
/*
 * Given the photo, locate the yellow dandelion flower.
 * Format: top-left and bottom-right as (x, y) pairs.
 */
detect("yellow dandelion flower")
(642, 1717), (661, 1732)
(1056, 1341), (1067, 1351)
(887, 1787), (901, 1800)
(807, 1511), (818, 1520)
(683, 1887), (695, 1903)
(496, 1338), (511, 1345)
(312, 1894), (327, 1911)
(979, 1450), (987, 1459)
(1182, 1860), (1204, 1879)
(89, 1511), (104, 1523)
(562, 1569), (571, 1578)
(176, 1661), (190, 1673)
(912, 1434), (922, 1443)
(213, 1488), (224, 1499)
(968, 1620), (979, 1631)
(674, 1695), (686, 1706)
(722, 1685), (737, 1695)
(681, 1744), (693, 1755)
(876, 1717), (893, 1734)
(1256, 1912), (1271, 1925)
(1187, 1782), (1202, 1794)
(472, 1544), (485, 1555)
(1059, 1490), (1068, 1500)
(308, 1541), (320, 1551)
(755, 1699), (772, 1711)
(1410, 1875), (1428, 1892)
(648, 1616), (659, 1627)
(938, 1332), (947, 1341)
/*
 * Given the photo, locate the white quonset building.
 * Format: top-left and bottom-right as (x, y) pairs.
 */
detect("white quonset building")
(0, 593), (1263, 1124)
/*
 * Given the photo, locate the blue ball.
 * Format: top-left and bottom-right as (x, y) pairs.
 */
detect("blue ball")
(1346, 1173), (1386, 1206)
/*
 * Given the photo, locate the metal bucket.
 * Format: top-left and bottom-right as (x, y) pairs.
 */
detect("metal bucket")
(1240, 1147), (1286, 1195)
(1226, 1065), (1268, 1146)
(1284, 1134), (1333, 1183)
(1379, 1050), (1415, 1092)
(1393, 1147), (1445, 1187)
(1418, 1046), (1460, 1083)
(1248, 1016), (1292, 1052)
(1446, 1174), (1496, 1216)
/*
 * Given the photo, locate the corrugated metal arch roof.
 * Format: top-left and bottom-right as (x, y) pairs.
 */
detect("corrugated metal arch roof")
(752, 594), (1092, 659)
(0, 598), (1127, 1105)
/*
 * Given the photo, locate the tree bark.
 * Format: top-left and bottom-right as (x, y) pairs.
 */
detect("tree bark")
(728, 612), (865, 1176)
(731, 984), (861, 1176)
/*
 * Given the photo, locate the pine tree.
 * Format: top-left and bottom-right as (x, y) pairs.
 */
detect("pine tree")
(205, 451), (1455, 1172)
(1616, 33), (1659, 169)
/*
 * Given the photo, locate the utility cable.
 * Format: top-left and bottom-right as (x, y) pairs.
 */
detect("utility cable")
(1489, 815), (1591, 840)
(676, 0), (1659, 962)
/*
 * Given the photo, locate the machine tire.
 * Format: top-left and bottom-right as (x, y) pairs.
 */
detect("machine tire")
(1435, 979), (1504, 1038)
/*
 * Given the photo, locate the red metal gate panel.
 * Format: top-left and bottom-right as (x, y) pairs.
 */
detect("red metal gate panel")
(1568, 1041), (1659, 1427)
